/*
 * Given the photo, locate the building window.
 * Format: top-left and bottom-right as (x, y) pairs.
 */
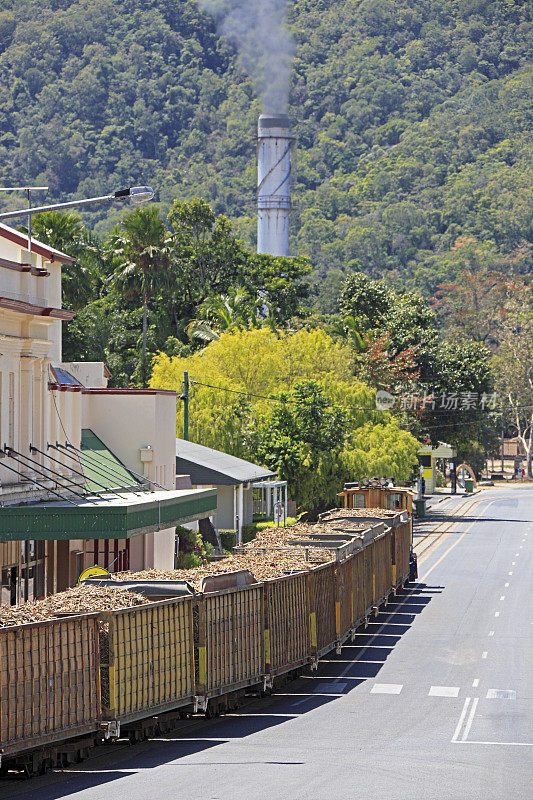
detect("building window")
(1, 566), (17, 606)
(20, 540), (45, 602)
(0, 541), (45, 605)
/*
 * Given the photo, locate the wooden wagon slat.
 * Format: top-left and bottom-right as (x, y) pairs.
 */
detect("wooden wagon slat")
(0, 614), (101, 757)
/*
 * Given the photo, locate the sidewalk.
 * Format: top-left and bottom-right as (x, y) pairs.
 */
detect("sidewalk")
(423, 488), (480, 512)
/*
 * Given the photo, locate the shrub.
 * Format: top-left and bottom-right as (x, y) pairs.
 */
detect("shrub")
(175, 525), (212, 568)
(218, 530), (236, 553)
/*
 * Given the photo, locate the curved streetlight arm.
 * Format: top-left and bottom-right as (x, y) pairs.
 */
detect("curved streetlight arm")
(0, 187), (154, 221)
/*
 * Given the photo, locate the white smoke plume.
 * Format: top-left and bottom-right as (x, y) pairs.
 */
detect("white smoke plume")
(198, 0), (294, 113)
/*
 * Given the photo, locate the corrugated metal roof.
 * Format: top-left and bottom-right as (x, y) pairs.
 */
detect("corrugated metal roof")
(175, 438), (275, 485)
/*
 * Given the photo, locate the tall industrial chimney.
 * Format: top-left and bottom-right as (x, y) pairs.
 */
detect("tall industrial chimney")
(257, 113), (292, 256)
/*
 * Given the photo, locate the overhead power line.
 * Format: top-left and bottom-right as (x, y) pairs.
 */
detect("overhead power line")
(188, 378), (532, 414)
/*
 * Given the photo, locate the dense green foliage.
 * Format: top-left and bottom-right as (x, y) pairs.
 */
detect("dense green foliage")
(32, 201), (505, 478)
(247, 379), (419, 515)
(32, 199), (504, 477)
(29, 211), (104, 308)
(151, 327), (420, 511)
(2, 0), (530, 487)
(334, 270), (498, 459)
(175, 525), (212, 567)
(39, 202), (310, 386)
(492, 294), (533, 476)
(1, 0), (530, 304)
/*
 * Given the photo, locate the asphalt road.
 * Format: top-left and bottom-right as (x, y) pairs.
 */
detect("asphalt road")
(3, 485), (532, 800)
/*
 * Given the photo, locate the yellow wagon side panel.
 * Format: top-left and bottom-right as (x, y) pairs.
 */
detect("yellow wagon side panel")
(199, 585), (264, 699)
(0, 615), (100, 758)
(101, 597), (195, 723)
(308, 562), (336, 656)
(264, 572), (310, 675)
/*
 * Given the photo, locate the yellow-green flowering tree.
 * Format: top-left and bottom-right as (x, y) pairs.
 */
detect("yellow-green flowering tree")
(151, 327), (419, 511)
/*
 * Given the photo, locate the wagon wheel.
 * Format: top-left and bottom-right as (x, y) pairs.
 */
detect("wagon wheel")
(128, 730), (143, 745)
(38, 758), (52, 775)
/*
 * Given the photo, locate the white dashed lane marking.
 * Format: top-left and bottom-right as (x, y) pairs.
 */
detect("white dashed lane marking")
(489, 630), (494, 636)
(505, 582), (509, 587)
(359, 683), (521, 700)
(500, 595), (505, 601)
(429, 686), (459, 697)
(495, 611), (500, 617)
(482, 651), (488, 659)
(486, 689), (517, 700)
(371, 683), (403, 694)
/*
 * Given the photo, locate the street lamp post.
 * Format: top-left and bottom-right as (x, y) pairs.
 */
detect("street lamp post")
(0, 186), (155, 222)
(0, 185), (154, 255)
(0, 186), (49, 258)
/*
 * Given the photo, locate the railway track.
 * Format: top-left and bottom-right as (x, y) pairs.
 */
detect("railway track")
(413, 493), (487, 561)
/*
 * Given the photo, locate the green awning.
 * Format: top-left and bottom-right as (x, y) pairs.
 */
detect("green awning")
(0, 488), (217, 541)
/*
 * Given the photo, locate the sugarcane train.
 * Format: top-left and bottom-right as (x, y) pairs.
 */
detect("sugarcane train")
(0, 504), (413, 778)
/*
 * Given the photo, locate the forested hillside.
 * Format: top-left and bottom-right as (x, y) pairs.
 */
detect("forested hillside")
(0, 0), (531, 302)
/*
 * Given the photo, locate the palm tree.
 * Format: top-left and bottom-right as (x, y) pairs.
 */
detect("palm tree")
(331, 314), (369, 352)
(107, 207), (171, 383)
(23, 211), (102, 309)
(187, 288), (261, 345)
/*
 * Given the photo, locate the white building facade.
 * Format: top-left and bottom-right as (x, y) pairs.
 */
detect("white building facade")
(0, 224), (216, 604)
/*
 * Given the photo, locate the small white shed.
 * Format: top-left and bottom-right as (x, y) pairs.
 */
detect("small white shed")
(176, 439), (286, 544)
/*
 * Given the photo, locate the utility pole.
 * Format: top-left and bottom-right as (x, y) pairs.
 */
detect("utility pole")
(182, 371), (189, 441)
(450, 457), (457, 494)
(26, 188), (33, 259)
(501, 425), (504, 474)
(0, 186), (48, 260)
